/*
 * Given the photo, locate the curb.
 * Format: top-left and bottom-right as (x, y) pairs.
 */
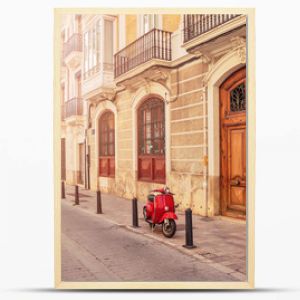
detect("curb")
(122, 224), (245, 281)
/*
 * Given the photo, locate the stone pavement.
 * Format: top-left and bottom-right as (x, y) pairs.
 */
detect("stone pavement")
(62, 202), (239, 282)
(63, 184), (247, 281)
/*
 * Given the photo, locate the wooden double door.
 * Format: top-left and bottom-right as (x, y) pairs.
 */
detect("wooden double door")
(220, 67), (246, 219)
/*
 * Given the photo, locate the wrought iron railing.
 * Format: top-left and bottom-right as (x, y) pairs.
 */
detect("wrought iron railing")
(83, 63), (101, 80)
(62, 98), (83, 119)
(183, 14), (240, 43)
(114, 28), (172, 78)
(83, 63), (114, 80)
(63, 33), (82, 59)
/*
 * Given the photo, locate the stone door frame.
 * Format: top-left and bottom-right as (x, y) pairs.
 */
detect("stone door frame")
(206, 50), (246, 216)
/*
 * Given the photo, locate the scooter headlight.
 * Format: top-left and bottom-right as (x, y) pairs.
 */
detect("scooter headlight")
(165, 206), (169, 211)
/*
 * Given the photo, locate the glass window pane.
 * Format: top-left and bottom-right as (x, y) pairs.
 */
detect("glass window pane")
(108, 118), (114, 129)
(146, 140), (152, 154)
(139, 141), (145, 154)
(138, 98), (165, 182)
(153, 139), (159, 154)
(84, 32), (88, 73)
(109, 131), (114, 143)
(97, 20), (101, 65)
(154, 14), (158, 28)
(145, 109), (151, 123)
(102, 132), (107, 143)
(108, 145), (111, 156)
(144, 14), (149, 33)
(99, 112), (115, 157)
(104, 19), (114, 65)
(138, 98), (165, 157)
(153, 122), (161, 138)
(145, 124), (151, 139)
(230, 83), (246, 112)
(101, 145), (105, 156)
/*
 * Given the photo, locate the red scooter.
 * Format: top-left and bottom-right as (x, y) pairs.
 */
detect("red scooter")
(143, 186), (178, 238)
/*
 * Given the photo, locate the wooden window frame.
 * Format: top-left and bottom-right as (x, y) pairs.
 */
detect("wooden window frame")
(137, 96), (166, 184)
(98, 111), (115, 178)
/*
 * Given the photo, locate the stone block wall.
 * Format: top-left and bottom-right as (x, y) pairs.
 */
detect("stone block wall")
(168, 59), (209, 215)
(86, 58), (212, 215)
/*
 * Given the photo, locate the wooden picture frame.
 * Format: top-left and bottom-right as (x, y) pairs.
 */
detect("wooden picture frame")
(54, 7), (255, 289)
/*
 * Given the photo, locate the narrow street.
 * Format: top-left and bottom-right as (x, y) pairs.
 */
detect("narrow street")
(61, 201), (240, 282)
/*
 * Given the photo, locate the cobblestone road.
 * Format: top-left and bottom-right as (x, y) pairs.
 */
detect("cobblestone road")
(61, 202), (240, 282)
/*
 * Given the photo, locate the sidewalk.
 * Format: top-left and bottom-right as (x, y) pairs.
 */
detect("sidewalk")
(63, 184), (247, 281)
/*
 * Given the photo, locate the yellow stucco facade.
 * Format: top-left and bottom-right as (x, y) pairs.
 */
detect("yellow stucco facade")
(125, 15), (137, 45)
(61, 13), (247, 217)
(162, 14), (181, 32)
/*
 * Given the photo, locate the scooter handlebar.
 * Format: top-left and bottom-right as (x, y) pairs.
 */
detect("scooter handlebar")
(151, 188), (164, 193)
(150, 189), (175, 195)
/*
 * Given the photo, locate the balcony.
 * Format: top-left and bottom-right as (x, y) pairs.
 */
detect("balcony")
(62, 98), (84, 122)
(183, 14), (240, 43)
(114, 28), (172, 78)
(82, 62), (115, 101)
(182, 14), (246, 55)
(63, 33), (82, 69)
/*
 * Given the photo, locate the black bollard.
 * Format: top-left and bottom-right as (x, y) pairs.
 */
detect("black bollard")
(75, 185), (79, 205)
(61, 181), (65, 199)
(96, 190), (102, 214)
(132, 198), (139, 227)
(183, 208), (196, 249)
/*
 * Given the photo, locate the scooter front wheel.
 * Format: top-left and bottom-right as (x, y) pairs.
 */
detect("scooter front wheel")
(162, 219), (176, 238)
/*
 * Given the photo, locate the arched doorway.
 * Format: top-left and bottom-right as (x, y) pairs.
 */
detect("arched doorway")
(220, 67), (246, 219)
(98, 110), (115, 177)
(137, 96), (165, 183)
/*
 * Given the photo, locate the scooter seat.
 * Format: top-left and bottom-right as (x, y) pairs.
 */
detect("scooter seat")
(147, 194), (155, 202)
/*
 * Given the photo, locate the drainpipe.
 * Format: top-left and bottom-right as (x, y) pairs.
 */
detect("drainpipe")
(84, 133), (87, 189)
(164, 67), (179, 104)
(202, 87), (209, 217)
(84, 101), (91, 190)
(165, 53), (202, 105)
(164, 53), (208, 215)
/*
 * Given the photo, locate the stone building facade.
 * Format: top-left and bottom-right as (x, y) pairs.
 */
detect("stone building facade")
(60, 13), (247, 218)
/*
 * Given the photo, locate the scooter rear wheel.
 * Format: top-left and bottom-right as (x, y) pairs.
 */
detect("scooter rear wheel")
(162, 219), (176, 238)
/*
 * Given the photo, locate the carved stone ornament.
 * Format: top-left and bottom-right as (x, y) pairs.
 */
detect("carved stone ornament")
(143, 78), (151, 94)
(99, 91), (116, 101)
(121, 66), (170, 93)
(237, 46), (246, 64)
(86, 87), (116, 105)
(231, 36), (246, 64)
(201, 53), (213, 64)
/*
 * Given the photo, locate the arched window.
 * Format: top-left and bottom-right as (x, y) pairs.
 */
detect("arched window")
(138, 97), (165, 183)
(98, 111), (115, 177)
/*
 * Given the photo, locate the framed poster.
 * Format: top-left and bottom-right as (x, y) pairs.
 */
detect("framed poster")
(53, 7), (255, 289)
